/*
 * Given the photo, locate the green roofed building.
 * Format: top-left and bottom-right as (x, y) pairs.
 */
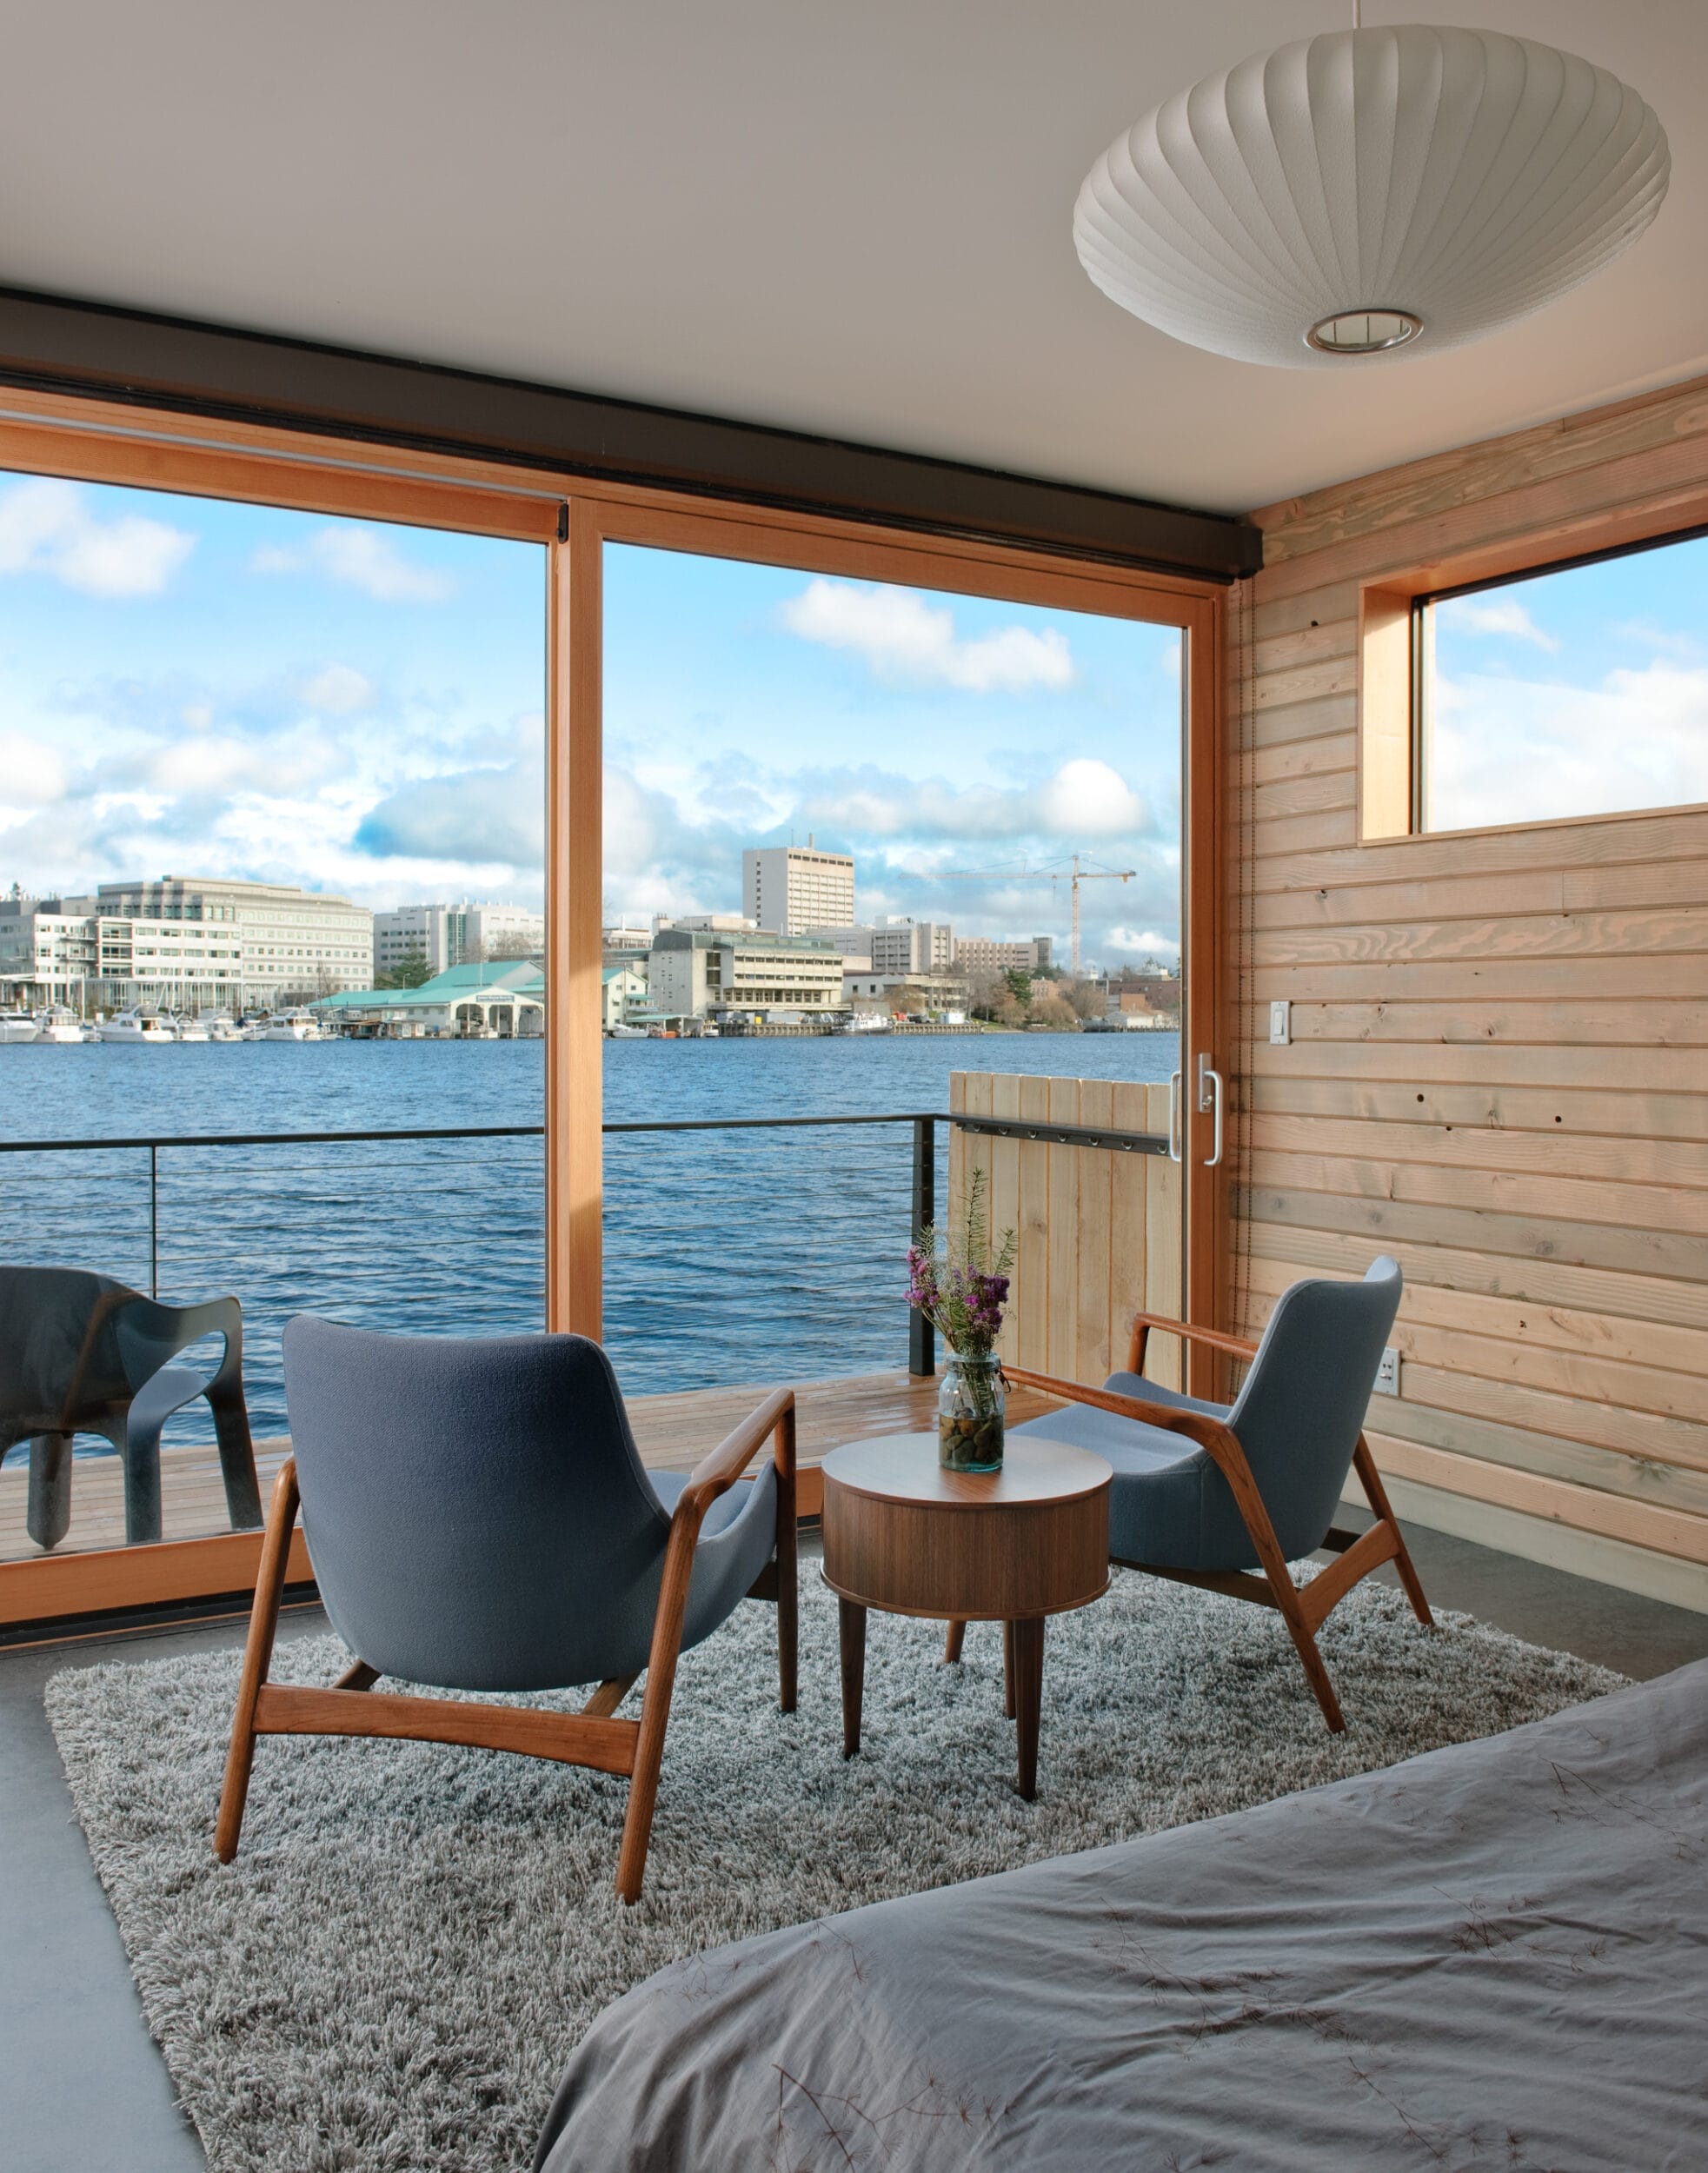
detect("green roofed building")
(312, 960), (544, 1039)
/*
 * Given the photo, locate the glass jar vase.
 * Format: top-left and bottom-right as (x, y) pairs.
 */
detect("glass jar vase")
(938, 1351), (1006, 1472)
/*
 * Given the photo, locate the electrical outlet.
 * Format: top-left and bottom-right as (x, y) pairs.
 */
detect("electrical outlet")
(1373, 1346), (1401, 1397)
(1268, 999), (1292, 1045)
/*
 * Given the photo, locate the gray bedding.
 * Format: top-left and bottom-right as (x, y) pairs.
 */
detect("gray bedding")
(535, 1660), (1708, 2171)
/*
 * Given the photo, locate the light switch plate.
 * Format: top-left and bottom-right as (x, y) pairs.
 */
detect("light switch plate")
(1373, 1346), (1401, 1397)
(1268, 1000), (1291, 1045)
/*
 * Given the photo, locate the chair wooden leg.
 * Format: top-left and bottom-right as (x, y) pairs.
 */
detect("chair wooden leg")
(25, 1433), (72, 1552)
(944, 1618), (966, 1665)
(334, 1659), (380, 1692)
(615, 1511), (701, 1904)
(1200, 1425), (1348, 1733)
(1275, 1606), (1346, 1733)
(215, 1459), (299, 1863)
(1353, 1437), (1433, 1627)
(774, 1408), (798, 1713)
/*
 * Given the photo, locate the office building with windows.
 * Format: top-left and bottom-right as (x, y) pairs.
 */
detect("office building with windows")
(374, 900), (545, 979)
(741, 841), (855, 937)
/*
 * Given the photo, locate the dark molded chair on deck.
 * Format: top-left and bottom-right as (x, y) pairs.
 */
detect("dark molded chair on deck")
(0, 1265), (262, 1550)
(1004, 1257), (1432, 1731)
(216, 1320), (798, 1903)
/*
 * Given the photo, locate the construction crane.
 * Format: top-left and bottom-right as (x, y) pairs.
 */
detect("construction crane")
(937, 854), (1135, 976)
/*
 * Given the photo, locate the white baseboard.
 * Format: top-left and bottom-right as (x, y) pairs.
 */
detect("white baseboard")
(1342, 1470), (1708, 1619)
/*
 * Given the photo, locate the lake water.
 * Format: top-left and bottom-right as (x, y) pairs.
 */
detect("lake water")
(0, 1032), (1177, 1439)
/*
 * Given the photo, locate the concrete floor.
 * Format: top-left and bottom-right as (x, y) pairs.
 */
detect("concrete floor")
(3, 1526), (1705, 2173)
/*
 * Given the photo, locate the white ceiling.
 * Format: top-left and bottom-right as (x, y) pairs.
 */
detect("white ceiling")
(5, 1), (1706, 516)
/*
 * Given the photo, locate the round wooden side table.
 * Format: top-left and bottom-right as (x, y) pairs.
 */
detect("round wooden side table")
(820, 1432), (1111, 1799)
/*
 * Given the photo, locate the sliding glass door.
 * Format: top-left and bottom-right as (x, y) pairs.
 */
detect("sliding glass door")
(570, 502), (1224, 1434)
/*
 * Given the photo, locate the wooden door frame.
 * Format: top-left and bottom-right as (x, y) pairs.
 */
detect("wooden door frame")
(544, 484), (1227, 1374)
(0, 388), (1226, 1625)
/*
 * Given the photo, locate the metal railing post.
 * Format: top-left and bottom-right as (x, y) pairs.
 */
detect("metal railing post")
(149, 1143), (158, 1299)
(908, 1115), (935, 1378)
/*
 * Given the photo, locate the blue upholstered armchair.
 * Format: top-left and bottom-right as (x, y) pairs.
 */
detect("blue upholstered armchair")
(216, 1320), (797, 1902)
(0, 1265), (261, 1550)
(1006, 1258), (1431, 1731)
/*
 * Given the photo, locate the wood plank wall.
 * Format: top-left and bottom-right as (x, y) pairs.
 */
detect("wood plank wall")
(949, 1073), (1181, 1391)
(1229, 373), (1708, 1591)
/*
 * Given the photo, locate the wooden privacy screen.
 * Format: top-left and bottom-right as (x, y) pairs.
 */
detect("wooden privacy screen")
(948, 1073), (1182, 1393)
(1232, 371), (1708, 1588)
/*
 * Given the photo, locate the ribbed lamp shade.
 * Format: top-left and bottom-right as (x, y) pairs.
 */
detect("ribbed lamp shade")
(1073, 25), (1670, 368)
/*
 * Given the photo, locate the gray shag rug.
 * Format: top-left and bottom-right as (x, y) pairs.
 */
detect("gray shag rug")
(47, 1569), (1624, 2173)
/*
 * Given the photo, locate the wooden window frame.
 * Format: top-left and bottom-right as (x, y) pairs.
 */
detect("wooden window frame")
(0, 387), (1228, 1626)
(1357, 495), (1708, 847)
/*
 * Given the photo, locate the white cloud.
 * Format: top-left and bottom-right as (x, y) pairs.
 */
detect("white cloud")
(1437, 595), (1559, 652)
(143, 728), (342, 799)
(1040, 758), (1150, 837)
(1107, 927), (1180, 960)
(0, 477), (194, 596)
(0, 731), (69, 807)
(1431, 659), (1708, 830)
(301, 662), (375, 714)
(251, 525), (453, 602)
(779, 578), (1073, 692)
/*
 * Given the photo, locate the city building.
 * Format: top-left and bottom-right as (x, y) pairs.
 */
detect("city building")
(313, 960), (545, 1038)
(798, 922), (874, 961)
(649, 925), (844, 1021)
(601, 923), (653, 970)
(742, 841), (854, 936)
(1, 876), (372, 1012)
(952, 934), (1054, 975)
(374, 900), (544, 979)
(601, 964), (650, 1031)
(1108, 965), (1181, 1021)
(868, 918), (954, 975)
(0, 892), (99, 1007)
(841, 968), (968, 1017)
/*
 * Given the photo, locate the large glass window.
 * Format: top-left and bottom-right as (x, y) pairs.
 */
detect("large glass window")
(600, 542), (1186, 1396)
(0, 468), (546, 1563)
(1419, 529), (1708, 833)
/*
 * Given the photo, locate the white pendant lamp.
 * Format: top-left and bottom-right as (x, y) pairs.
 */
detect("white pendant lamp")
(1073, 19), (1669, 368)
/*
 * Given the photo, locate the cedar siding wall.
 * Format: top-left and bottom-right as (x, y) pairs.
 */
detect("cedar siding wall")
(1229, 374), (1708, 1597)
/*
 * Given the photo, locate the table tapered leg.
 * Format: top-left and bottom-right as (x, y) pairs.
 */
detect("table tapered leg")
(944, 1618), (966, 1664)
(1002, 1618), (1016, 1719)
(1010, 1617), (1045, 1799)
(838, 1598), (867, 1759)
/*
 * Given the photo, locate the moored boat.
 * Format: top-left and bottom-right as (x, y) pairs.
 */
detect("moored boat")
(254, 1007), (327, 1041)
(30, 1005), (87, 1044)
(97, 1008), (176, 1045)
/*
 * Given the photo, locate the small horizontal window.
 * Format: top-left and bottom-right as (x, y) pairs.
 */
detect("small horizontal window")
(1416, 528), (1708, 834)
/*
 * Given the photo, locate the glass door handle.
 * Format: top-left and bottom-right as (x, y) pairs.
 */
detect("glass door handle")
(1166, 1067), (1183, 1162)
(1196, 1053), (1225, 1169)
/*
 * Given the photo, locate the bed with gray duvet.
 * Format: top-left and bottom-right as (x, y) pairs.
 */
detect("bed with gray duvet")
(534, 1659), (1708, 2171)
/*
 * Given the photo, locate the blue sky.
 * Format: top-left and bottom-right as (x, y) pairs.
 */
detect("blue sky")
(603, 544), (1184, 960)
(1429, 535), (1708, 831)
(5, 468), (1705, 957)
(0, 468), (1189, 966)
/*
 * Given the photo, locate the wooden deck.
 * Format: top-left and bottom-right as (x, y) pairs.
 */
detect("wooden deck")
(0, 1368), (1060, 1567)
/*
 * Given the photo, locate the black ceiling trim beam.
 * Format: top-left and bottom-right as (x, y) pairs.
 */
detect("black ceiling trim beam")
(0, 286), (1260, 582)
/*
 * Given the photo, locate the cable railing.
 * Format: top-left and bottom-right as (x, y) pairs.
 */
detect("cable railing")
(0, 1107), (1168, 1431)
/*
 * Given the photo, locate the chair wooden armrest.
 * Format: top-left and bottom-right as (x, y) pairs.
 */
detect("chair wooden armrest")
(680, 1386), (796, 1518)
(1001, 1365), (1231, 1458)
(1124, 1309), (1259, 1375)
